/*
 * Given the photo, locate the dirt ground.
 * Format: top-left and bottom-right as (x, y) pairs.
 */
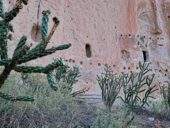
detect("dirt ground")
(135, 109), (170, 128)
(82, 95), (170, 128)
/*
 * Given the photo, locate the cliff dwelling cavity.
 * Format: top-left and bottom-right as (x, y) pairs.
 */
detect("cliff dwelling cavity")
(142, 50), (149, 62)
(31, 24), (42, 42)
(85, 44), (92, 58)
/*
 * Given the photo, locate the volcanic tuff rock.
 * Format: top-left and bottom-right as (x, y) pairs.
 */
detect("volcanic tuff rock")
(3, 0), (170, 96)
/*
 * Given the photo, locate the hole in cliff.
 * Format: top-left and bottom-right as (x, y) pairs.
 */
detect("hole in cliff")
(80, 61), (83, 65)
(98, 63), (101, 66)
(69, 59), (72, 62)
(165, 74), (167, 76)
(128, 67), (130, 70)
(137, 42), (140, 45)
(113, 65), (116, 67)
(142, 50), (149, 62)
(31, 24), (42, 42)
(85, 44), (92, 58)
(136, 67), (138, 70)
(72, 60), (75, 63)
(166, 69), (168, 72)
(121, 50), (130, 60)
(123, 67), (126, 70)
(137, 35), (139, 37)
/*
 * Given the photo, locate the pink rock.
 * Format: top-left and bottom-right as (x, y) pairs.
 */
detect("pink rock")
(3, 0), (170, 97)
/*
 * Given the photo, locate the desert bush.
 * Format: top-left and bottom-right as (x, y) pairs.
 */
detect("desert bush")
(119, 62), (158, 127)
(91, 108), (121, 128)
(1, 73), (123, 127)
(0, 73), (81, 127)
(159, 80), (170, 109)
(97, 65), (122, 111)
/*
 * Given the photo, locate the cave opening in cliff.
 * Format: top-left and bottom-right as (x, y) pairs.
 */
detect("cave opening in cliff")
(142, 50), (149, 62)
(85, 44), (92, 58)
(31, 24), (42, 42)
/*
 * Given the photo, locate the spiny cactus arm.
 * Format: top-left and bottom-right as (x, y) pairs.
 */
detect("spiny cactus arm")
(0, 58), (11, 66)
(21, 41), (47, 61)
(45, 17), (60, 42)
(0, 92), (34, 101)
(44, 58), (65, 73)
(14, 66), (46, 73)
(14, 58), (65, 73)
(14, 36), (27, 53)
(7, 23), (14, 32)
(0, 92), (15, 101)
(0, 45), (29, 88)
(19, 44), (71, 64)
(12, 45), (30, 61)
(52, 43), (71, 50)
(0, 36), (27, 65)
(41, 10), (50, 41)
(47, 72), (58, 91)
(3, 7), (20, 22)
(0, 23), (8, 59)
(16, 96), (34, 101)
(0, 39), (8, 59)
(0, 0), (4, 18)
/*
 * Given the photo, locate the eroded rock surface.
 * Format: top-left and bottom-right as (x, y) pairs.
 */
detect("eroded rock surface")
(3, 0), (170, 96)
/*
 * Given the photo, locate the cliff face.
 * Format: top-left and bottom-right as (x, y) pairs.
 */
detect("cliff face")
(3, 0), (170, 95)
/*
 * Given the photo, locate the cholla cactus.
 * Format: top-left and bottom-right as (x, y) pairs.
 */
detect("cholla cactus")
(160, 80), (170, 109)
(0, 0), (71, 101)
(97, 65), (122, 112)
(55, 66), (81, 93)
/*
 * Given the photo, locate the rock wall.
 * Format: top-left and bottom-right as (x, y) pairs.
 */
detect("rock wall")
(3, 0), (170, 96)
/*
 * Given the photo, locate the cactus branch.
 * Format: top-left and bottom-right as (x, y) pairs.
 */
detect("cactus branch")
(47, 72), (58, 91)
(0, 0), (4, 18)
(0, 45), (29, 88)
(0, 0), (71, 102)
(45, 17), (60, 42)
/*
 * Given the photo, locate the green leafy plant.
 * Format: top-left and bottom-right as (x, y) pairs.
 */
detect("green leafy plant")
(55, 65), (81, 92)
(97, 65), (122, 112)
(119, 62), (158, 127)
(91, 109), (121, 128)
(159, 80), (170, 109)
(0, 0), (71, 102)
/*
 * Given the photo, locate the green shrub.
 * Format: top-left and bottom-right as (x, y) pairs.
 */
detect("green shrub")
(97, 65), (122, 111)
(91, 108), (121, 128)
(159, 80), (170, 109)
(0, 73), (81, 127)
(55, 65), (81, 92)
(119, 62), (158, 127)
